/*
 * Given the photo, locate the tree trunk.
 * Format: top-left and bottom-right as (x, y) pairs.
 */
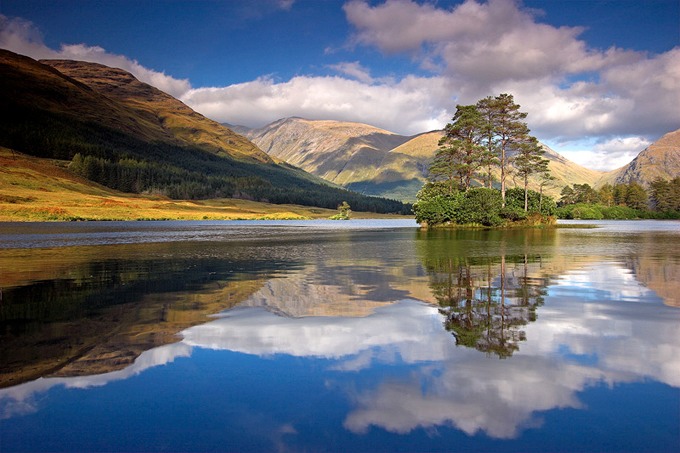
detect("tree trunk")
(524, 175), (529, 212)
(500, 152), (506, 208)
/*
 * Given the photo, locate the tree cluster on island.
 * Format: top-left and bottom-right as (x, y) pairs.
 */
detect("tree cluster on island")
(413, 94), (555, 227)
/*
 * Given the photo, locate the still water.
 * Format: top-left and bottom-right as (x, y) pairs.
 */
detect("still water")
(1, 219), (679, 452)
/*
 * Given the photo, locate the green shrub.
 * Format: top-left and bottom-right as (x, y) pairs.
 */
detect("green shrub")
(500, 206), (527, 221)
(413, 194), (462, 225)
(455, 188), (503, 226)
(557, 203), (603, 219)
(413, 182), (463, 225)
(600, 205), (639, 219)
(505, 187), (556, 216)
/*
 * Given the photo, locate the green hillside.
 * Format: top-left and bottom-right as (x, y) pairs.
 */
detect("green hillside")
(0, 146), (413, 221)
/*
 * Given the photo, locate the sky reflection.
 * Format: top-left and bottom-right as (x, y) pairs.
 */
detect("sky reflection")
(2, 257), (679, 442)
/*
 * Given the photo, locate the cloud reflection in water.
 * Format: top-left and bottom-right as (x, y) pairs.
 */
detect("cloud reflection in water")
(1, 259), (679, 440)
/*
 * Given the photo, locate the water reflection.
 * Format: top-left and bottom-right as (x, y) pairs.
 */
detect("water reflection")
(1, 221), (679, 451)
(0, 227), (427, 387)
(0, 240), (305, 387)
(416, 229), (555, 357)
(4, 284), (678, 440)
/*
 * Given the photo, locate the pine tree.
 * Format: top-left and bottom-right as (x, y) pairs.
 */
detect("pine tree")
(598, 183), (614, 207)
(436, 105), (486, 192)
(476, 94), (533, 207)
(513, 138), (549, 211)
(625, 181), (648, 210)
(560, 185), (576, 205)
(476, 96), (498, 189)
(429, 142), (460, 195)
(613, 183), (628, 206)
(538, 171), (557, 212)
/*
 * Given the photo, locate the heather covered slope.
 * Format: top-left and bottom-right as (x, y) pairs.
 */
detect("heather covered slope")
(0, 50), (269, 162)
(42, 59), (270, 162)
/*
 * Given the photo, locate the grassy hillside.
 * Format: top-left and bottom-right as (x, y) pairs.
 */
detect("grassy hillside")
(0, 50), (408, 214)
(43, 59), (271, 162)
(0, 148), (312, 221)
(0, 148), (408, 221)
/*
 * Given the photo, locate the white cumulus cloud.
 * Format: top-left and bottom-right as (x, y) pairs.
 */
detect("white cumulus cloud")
(341, 0), (680, 168)
(180, 74), (453, 135)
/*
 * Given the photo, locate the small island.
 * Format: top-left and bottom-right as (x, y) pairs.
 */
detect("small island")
(413, 94), (556, 228)
(413, 93), (680, 227)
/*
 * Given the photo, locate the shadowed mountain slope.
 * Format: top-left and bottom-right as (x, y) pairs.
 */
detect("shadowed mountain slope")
(42, 59), (270, 162)
(0, 50), (407, 213)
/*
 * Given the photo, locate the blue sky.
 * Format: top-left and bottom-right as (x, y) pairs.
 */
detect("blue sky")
(1, 0), (679, 171)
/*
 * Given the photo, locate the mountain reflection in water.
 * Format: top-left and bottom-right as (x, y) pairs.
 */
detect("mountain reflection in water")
(0, 220), (679, 452)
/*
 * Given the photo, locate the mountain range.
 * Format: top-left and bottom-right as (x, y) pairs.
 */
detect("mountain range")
(239, 117), (679, 201)
(1, 48), (678, 211)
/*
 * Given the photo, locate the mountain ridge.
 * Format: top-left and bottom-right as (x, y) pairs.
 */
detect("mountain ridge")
(41, 58), (272, 163)
(2, 48), (676, 209)
(244, 118), (615, 201)
(245, 117), (412, 187)
(598, 128), (680, 186)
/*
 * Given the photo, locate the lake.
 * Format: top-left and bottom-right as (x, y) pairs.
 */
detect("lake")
(1, 219), (679, 452)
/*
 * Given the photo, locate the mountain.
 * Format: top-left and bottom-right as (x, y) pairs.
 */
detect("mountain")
(245, 117), (411, 184)
(347, 131), (442, 201)
(0, 50), (407, 214)
(43, 59), (271, 162)
(246, 118), (605, 201)
(0, 50), (266, 162)
(599, 128), (680, 186)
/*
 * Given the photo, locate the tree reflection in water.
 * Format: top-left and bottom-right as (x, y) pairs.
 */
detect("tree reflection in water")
(417, 229), (553, 358)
